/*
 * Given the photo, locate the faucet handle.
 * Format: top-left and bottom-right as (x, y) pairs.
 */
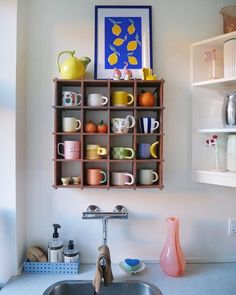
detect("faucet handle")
(86, 205), (100, 212)
(113, 205), (127, 214)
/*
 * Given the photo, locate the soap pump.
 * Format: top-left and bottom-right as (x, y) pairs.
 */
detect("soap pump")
(64, 240), (80, 263)
(48, 224), (63, 263)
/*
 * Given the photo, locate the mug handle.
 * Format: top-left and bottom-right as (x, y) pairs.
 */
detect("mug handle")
(126, 115), (136, 129)
(150, 141), (159, 159)
(76, 94), (82, 106)
(57, 143), (65, 157)
(101, 96), (108, 106)
(127, 94), (134, 105)
(152, 120), (159, 131)
(76, 119), (81, 130)
(125, 173), (135, 185)
(97, 147), (107, 155)
(152, 172), (158, 183)
(100, 171), (107, 184)
(124, 148), (135, 159)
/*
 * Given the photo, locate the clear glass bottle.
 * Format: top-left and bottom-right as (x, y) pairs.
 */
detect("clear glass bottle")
(225, 92), (236, 127)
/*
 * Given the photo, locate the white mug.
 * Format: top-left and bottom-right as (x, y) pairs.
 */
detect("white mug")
(139, 169), (158, 185)
(63, 117), (81, 132)
(62, 91), (82, 106)
(111, 115), (135, 133)
(139, 117), (159, 134)
(87, 93), (108, 106)
(111, 172), (135, 186)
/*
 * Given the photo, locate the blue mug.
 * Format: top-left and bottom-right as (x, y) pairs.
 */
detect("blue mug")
(139, 117), (159, 133)
(138, 142), (159, 159)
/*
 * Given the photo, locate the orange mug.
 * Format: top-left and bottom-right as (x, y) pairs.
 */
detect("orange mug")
(87, 168), (106, 186)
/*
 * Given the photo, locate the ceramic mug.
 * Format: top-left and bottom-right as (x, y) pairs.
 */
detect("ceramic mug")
(137, 141), (159, 159)
(87, 168), (107, 185)
(111, 115), (135, 133)
(111, 147), (135, 160)
(111, 172), (135, 186)
(87, 93), (108, 106)
(63, 117), (81, 132)
(57, 141), (80, 159)
(139, 117), (159, 133)
(86, 144), (107, 160)
(62, 91), (82, 106)
(61, 177), (70, 186)
(139, 169), (158, 185)
(111, 91), (134, 106)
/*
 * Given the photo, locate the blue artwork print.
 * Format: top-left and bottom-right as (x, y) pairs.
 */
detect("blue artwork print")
(104, 17), (142, 69)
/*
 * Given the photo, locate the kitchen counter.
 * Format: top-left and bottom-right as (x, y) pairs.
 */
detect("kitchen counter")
(1, 263), (236, 295)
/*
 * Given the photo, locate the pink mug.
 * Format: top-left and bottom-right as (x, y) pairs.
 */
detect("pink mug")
(87, 168), (106, 185)
(57, 141), (80, 159)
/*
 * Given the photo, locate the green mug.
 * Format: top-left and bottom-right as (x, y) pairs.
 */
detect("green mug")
(111, 147), (135, 160)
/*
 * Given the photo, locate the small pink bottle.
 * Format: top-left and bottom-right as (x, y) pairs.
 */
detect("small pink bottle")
(160, 217), (186, 277)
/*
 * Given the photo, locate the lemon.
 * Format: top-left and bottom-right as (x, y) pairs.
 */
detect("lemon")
(128, 56), (138, 65)
(109, 18), (122, 36)
(127, 34), (141, 51)
(127, 40), (137, 51)
(113, 35), (127, 46)
(108, 44), (120, 65)
(127, 19), (135, 35)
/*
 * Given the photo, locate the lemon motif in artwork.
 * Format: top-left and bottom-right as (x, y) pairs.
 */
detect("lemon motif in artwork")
(113, 35), (127, 46)
(109, 18), (122, 36)
(127, 52), (138, 65)
(127, 19), (135, 35)
(127, 34), (142, 51)
(108, 45), (120, 65)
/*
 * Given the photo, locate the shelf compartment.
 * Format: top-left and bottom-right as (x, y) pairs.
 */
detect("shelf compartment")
(192, 170), (236, 188)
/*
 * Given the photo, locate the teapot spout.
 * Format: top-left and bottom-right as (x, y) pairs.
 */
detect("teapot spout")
(80, 56), (91, 69)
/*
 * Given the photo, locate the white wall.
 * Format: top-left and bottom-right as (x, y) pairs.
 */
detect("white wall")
(18, 0), (236, 271)
(0, 0), (17, 283)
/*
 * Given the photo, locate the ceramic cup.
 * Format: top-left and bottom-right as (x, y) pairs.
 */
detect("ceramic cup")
(139, 117), (159, 133)
(111, 91), (134, 106)
(62, 91), (82, 106)
(63, 117), (81, 132)
(87, 168), (107, 185)
(137, 142), (159, 159)
(61, 177), (70, 186)
(139, 169), (158, 185)
(111, 115), (135, 133)
(57, 141), (80, 159)
(111, 147), (135, 160)
(86, 144), (107, 160)
(87, 93), (108, 106)
(111, 172), (135, 186)
(72, 176), (81, 185)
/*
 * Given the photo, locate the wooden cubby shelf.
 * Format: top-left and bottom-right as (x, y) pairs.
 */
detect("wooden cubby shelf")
(53, 78), (165, 190)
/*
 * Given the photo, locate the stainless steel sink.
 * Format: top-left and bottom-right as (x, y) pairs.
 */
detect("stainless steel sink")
(43, 280), (162, 295)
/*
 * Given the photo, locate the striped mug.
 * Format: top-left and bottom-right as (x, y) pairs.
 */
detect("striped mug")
(139, 117), (159, 134)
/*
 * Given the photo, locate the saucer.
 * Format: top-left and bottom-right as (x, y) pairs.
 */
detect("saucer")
(119, 261), (145, 274)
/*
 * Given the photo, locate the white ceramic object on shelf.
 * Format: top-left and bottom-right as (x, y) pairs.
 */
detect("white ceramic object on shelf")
(224, 38), (236, 77)
(227, 135), (236, 171)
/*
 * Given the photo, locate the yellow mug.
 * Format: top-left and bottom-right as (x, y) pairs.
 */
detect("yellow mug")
(111, 91), (134, 106)
(86, 144), (107, 160)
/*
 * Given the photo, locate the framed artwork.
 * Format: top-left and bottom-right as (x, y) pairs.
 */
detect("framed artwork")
(94, 5), (153, 79)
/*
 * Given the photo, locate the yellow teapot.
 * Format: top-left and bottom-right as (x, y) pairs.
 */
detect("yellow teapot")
(57, 50), (91, 79)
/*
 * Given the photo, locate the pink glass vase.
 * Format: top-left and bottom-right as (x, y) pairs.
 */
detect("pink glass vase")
(160, 217), (186, 277)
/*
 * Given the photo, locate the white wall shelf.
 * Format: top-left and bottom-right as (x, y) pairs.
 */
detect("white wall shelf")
(197, 128), (236, 133)
(192, 32), (236, 188)
(192, 170), (236, 188)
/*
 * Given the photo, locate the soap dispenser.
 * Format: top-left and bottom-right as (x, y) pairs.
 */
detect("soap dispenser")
(64, 240), (80, 263)
(48, 224), (63, 263)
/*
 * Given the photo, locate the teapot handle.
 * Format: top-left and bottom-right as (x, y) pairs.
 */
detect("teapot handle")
(57, 50), (75, 73)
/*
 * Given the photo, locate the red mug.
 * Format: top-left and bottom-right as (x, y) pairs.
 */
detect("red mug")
(87, 168), (106, 185)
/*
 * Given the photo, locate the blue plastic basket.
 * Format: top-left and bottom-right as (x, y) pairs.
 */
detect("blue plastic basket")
(24, 260), (80, 274)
